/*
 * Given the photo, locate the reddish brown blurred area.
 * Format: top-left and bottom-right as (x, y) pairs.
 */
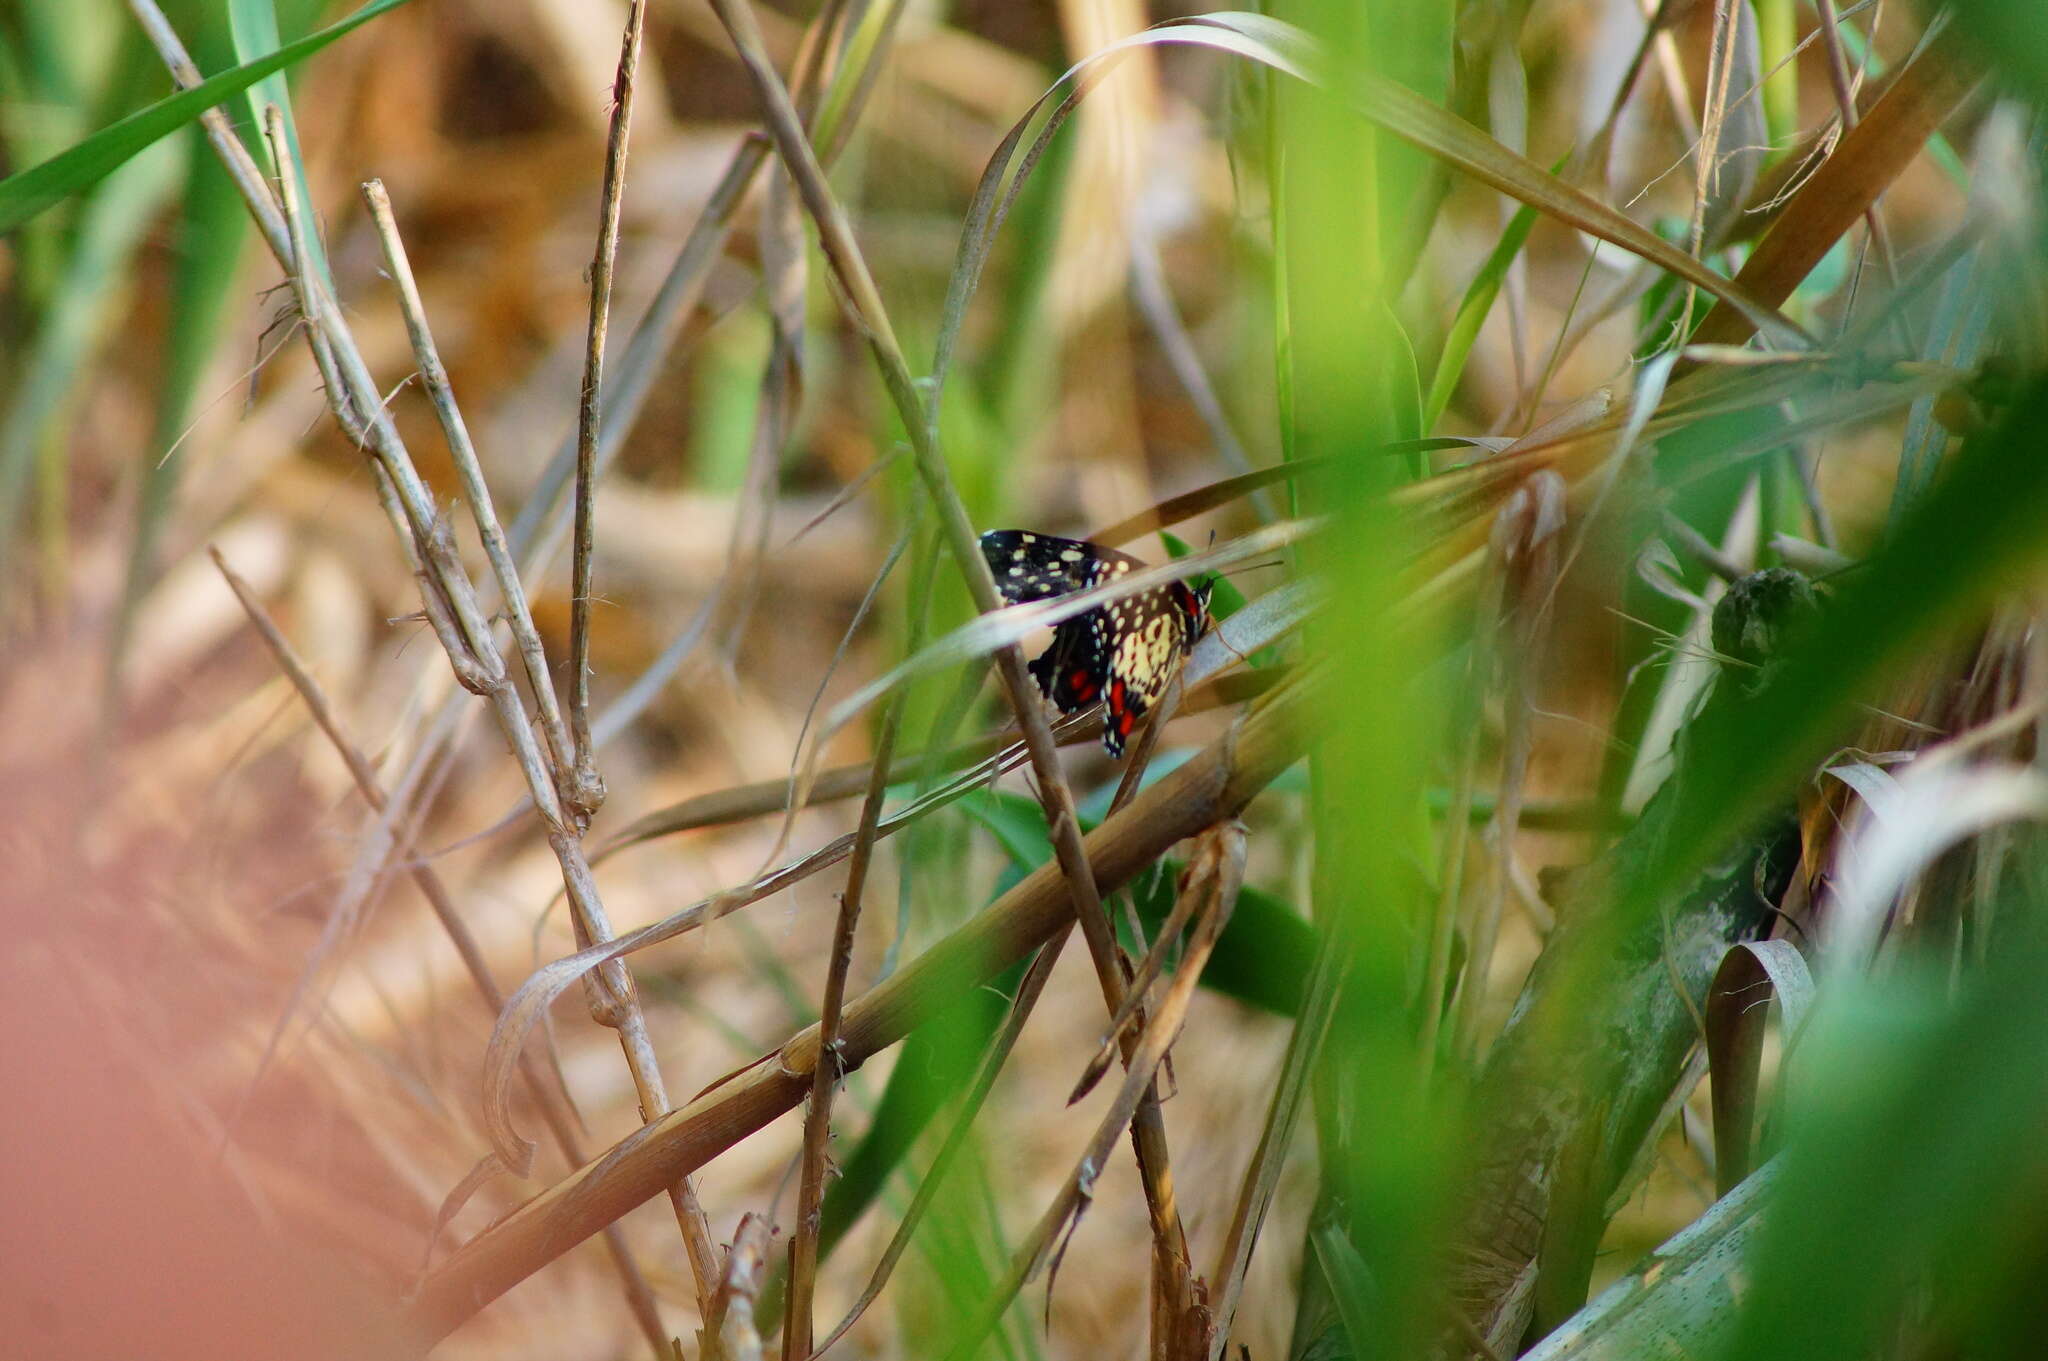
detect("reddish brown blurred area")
(0, 869), (421, 1360)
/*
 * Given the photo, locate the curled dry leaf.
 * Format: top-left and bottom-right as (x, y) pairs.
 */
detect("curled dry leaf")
(1704, 939), (1815, 1194)
(1823, 758), (2048, 974)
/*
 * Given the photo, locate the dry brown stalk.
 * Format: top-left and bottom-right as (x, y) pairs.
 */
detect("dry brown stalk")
(125, 0), (729, 1316)
(1688, 26), (1978, 351)
(1811, 0), (1900, 286)
(410, 672), (1308, 1344)
(1677, 0), (1745, 341)
(781, 535), (932, 1358)
(208, 548), (669, 1348)
(805, 933), (1067, 1359)
(700, 0), (1198, 1296)
(564, 0), (651, 826)
(936, 821), (1248, 1361)
(361, 179), (584, 832)
(803, 693), (1187, 1360)
(350, 166), (721, 1304)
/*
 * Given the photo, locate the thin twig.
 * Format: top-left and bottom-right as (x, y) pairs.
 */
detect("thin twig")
(703, 0), (1195, 1285)
(1069, 674), (1193, 1102)
(937, 824), (1246, 1361)
(565, 0), (652, 824)
(126, 0), (725, 1305)
(359, 181), (580, 814)
(807, 666), (1184, 1359)
(208, 548), (671, 1352)
(806, 936), (1065, 1360)
(1678, 0), (1743, 342)
(509, 133), (769, 560)
(414, 674), (1310, 1341)
(1814, 0), (1899, 283)
(783, 534), (936, 1358)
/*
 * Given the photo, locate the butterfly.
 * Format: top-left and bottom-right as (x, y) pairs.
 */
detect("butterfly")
(979, 530), (1214, 757)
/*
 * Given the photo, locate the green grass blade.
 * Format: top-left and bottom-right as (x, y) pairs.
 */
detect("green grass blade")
(229, 0), (329, 287)
(106, 5), (253, 706)
(0, 0), (414, 234)
(1724, 922), (2048, 1360)
(1424, 194), (1540, 431)
(0, 138), (184, 562)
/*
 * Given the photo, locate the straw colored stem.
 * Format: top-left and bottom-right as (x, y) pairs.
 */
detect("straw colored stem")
(209, 549), (670, 1351)
(358, 180), (579, 802)
(565, 0), (653, 825)
(937, 824), (1246, 1361)
(806, 933), (1067, 1359)
(781, 664), (907, 1358)
(1812, 0), (1899, 284)
(702, 0), (1193, 1277)
(130, 4), (720, 1309)
(412, 675), (1308, 1343)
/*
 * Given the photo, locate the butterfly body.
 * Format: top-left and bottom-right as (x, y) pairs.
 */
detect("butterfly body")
(979, 530), (1212, 757)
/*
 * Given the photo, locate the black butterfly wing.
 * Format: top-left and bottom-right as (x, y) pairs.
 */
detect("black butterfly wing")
(1028, 612), (1110, 714)
(1099, 583), (1205, 757)
(979, 529), (1204, 758)
(979, 529), (1143, 605)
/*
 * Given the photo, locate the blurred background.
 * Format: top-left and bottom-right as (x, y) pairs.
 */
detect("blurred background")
(4, 1), (2038, 1359)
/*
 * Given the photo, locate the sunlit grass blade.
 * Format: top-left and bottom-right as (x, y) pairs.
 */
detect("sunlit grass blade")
(107, 129), (250, 709)
(0, 0), (414, 233)
(230, 0), (330, 289)
(1425, 195), (1540, 430)
(0, 139), (183, 561)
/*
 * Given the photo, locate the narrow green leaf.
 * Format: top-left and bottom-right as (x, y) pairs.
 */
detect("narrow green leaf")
(0, 0), (414, 233)
(107, 128), (250, 699)
(0, 139), (184, 560)
(1314, 1221), (1382, 1356)
(1424, 195), (1540, 430)
(229, 0), (328, 288)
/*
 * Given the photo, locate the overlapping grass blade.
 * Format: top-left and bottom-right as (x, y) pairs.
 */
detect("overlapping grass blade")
(0, 0), (413, 232)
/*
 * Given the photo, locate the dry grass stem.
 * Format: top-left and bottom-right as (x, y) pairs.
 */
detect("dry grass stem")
(357, 181), (580, 820)
(938, 821), (1246, 1361)
(564, 0), (653, 826)
(207, 548), (672, 1348)
(781, 539), (934, 1358)
(415, 674), (1308, 1341)
(806, 934), (1067, 1360)
(703, 0), (1207, 1298)
(25, 3), (2010, 1357)
(135, 2), (725, 1309)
